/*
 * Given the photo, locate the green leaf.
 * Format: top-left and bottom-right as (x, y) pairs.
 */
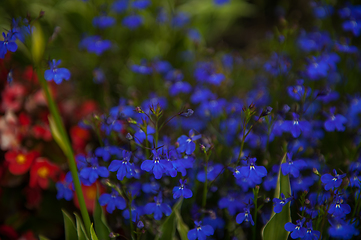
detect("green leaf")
(39, 235), (51, 240)
(62, 209), (77, 240)
(31, 23), (45, 65)
(174, 206), (189, 240)
(75, 213), (90, 240)
(48, 115), (67, 154)
(90, 224), (99, 240)
(155, 198), (183, 240)
(262, 153), (291, 240)
(93, 187), (111, 240)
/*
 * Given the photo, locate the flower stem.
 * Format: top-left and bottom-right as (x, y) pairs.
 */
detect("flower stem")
(36, 68), (91, 236)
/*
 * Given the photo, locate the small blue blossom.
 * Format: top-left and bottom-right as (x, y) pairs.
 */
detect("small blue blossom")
(236, 207), (254, 226)
(92, 16), (116, 29)
(134, 125), (155, 144)
(131, 0), (151, 10)
(44, 59), (71, 84)
(285, 218), (306, 239)
(0, 32), (17, 58)
(328, 195), (351, 217)
(324, 107), (347, 132)
(108, 150), (136, 181)
(187, 221), (214, 240)
(79, 36), (111, 55)
(123, 204), (143, 222)
(239, 157), (267, 185)
(99, 190), (126, 213)
(144, 194), (172, 220)
(304, 221), (320, 240)
(169, 81), (192, 96)
(112, 0), (129, 13)
(321, 169), (346, 191)
(177, 129), (201, 155)
(79, 158), (109, 184)
(172, 12), (190, 28)
(173, 179), (193, 199)
(281, 153), (307, 178)
(273, 193), (292, 213)
(282, 113), (311, 138)
(122, 15), (143, 29)
(328, 217), (359, 239)
(141, 149), (173, 179)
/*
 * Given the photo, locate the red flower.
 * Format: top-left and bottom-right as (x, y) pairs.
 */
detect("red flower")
(5, 150), (39, 175)
(29, 158), (60, 189)
(70, 126), (90, 154)
(1, 83), (26, 112)
(32, 124), (52, 141)
(74, 182), (104, 213)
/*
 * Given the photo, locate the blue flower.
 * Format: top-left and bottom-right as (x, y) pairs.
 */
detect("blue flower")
(214, 0), (230, 6)
(131, 61), (153, 75)
(173, 179), (193, 199)
(328, 217), (359, 239)
(321, 169), (346, 191)
(239, 157), (267, 185)
(177, 129), (201, 155)
(123, 204), (143, 222)
(92, 16), (116, 29)
(95, 146), (121, 162)
(144, 194), (172, 220)
(0, 32), (17, 58)
(324, 107), (347, 132)
(273, 193), (292, 213)
(197, 163), (224, 182)
(122, 15), (143, 29)
(131, 0), (151, 10)
(287, 80), (310, 101)
(281, 153), (307, 178)
(56, 172), (73, 201)
(172, 12), (190, 28)
(108, 150), (136, 181)
(169, 81), (192, 96)
(79, 158), (109, 184)
(99, 190), (126, 213)
(328, 195), (351, 217)
(303, 221), (320, 240)
(141, 149), (173, 179)
(285, 218), (306, 239)
(187, 221), (214, 240)
(342, 20), (361, 36)
(282, 113), (311, 138)
(236, 207), (254, 226)
(112, 0), (129, 13)
(134, 125), (155, 144)
(79, 36), (111, 55)
(44, 59), (71, 84)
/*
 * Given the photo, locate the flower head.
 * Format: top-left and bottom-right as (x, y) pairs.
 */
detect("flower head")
(44, 59), (71, 84)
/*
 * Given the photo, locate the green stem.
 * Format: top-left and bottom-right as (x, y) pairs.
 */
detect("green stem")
(202, 151), (211, 216)
(252, 187), (259, 240)
(36, 68), (91, 235)
(128, 196), (135, 240)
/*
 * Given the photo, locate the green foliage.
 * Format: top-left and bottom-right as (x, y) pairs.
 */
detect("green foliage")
(93, 188), (111, 240)
(62, 210), (78, 240)
(262, 153), (291, 240)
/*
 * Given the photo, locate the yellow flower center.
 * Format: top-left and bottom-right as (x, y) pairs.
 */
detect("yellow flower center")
(16, 154), (26, 164)
(37, 167), (49, 178)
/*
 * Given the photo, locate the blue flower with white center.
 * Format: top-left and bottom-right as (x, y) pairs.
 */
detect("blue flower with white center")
(328, 217), (359, 239)
(273, 193), (292, 213)
(0, 32), (17, 58)
(123, 204), (143, 222)
(285, 218), (306, 239)
(141, 149), (173, 179)
(108, 150), (135, 181)
(328, 195), (351, 217)
(173, 179), (192, 199)
(321, 169), (346, 191)
(177, 129), (201, 155)
(144, 194), (172, 220)
(239, 157), (267, 185)
(281, 153), (307, 178)
(99, 190), (126, 213)
(236, 207), (254, 226)
(187, 221), (214, 240)
(79, 158), (109, 184)
(282, 113), (311, 138)
(44, 59), (71, 84)
(304, 221), (320, 240)
(324, 107), (347, 132)
(134, 125), (155, 144)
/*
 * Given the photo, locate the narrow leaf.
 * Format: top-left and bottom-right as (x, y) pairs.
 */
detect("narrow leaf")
(261, 153), (291, 240)
(93, 186), (111, 240)
(155, 198), (183, 240)
(90, 224), (99, 240)
(174, 205), (189, 240)
(48, 115), (67, 154)
(75, 213), (90, 240)
(39, 235), (50, 240)
(62, 209), (77, 240)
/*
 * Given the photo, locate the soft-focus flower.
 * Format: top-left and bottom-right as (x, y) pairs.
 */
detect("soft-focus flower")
(187, 221), (214, 240)
(29, 158), (60, 189)
(5, 150), (39, 175)
(44, 59), (71, 84)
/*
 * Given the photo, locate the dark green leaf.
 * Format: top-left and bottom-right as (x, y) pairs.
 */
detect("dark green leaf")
(62, 209), (77, 240)
(90, 224), (100, 240)
(262, 153), (291, 240)
(39, 235), (51, 240)
(174, 205), (189, 240)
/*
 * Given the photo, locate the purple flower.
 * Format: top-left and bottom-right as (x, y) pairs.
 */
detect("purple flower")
(187, 221), (214, 240)
(0, 32), (17, 58)
(99, 190), (126, 213)
(140, 149), (173, 179)
(177, 129), (201, 155)
(44, 59), (71, 84)
(285, 218), (306, 239)
(173, 179), (193, 199)
(321, 169), (346, 191)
